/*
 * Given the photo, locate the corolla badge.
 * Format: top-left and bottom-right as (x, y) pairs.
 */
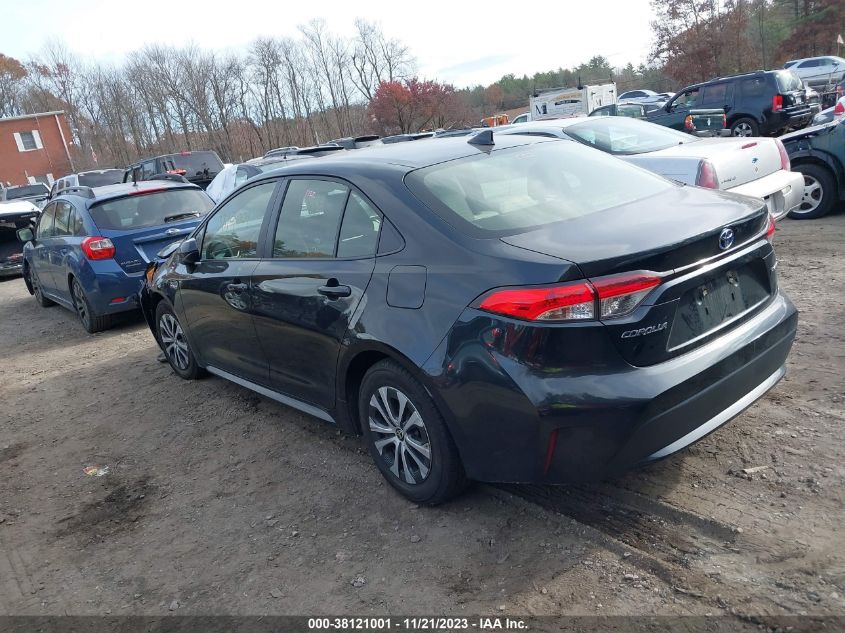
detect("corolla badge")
(718, 227), (735, 250)
(621, 321), (668, 339)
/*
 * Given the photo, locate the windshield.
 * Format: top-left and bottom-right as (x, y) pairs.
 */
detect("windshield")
(405, 140), (672, 236)
(5, 185), (48, 199)
(161, 152), (224, 178)
(78, 170), (124, 188)
(90, 188), (214, 231)
(564, 117), (695, 155)
(776, 70), (803, 93)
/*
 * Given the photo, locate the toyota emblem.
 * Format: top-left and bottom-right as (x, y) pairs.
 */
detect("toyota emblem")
(719, 227), (735, 250)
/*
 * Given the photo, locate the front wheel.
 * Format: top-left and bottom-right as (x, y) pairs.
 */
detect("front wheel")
(155, 301), (203, 380)
(788, 164), (836, 219)
(359, 360), (467, 505)
(730, 117), (759, 137)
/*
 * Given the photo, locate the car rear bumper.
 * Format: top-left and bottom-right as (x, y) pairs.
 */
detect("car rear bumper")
(79, 260), (143, 315)
(0, 261), (23, 277)
(730, 169), (804, 220)
(426, 291), (797, 484)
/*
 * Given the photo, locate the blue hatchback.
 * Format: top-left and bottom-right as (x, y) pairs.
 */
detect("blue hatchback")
(19, 181), (214, 332)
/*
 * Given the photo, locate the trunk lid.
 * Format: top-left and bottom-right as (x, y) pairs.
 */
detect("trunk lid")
(100, 217), (200, 274)
(500, 184), (768, 277)
(641, 137), (783, 189)
(500, 185), (773, 366)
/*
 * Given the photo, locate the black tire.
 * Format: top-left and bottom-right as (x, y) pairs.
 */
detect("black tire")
(788, 163), (836, 220)
(730, 117), (759, 137)
(70, 277), (111, 333)
(359, 360), (467, 505)
(28, 267), (55, 307)
(155, 301), (203, 380)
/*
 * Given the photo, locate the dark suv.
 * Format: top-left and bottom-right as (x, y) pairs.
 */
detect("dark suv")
(123, 151), (224, 189)
(647, 70), (813, 137)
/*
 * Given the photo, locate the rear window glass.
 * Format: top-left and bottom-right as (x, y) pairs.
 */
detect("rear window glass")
(776, 71), (803, 93)
(5, 185), (48, 199)
(405, 140), (671, 236)
(78, 170), (124, 188)
(90, 188), (214, 230)
(161, 152), (224, 177)
(564, 117), (695, 155)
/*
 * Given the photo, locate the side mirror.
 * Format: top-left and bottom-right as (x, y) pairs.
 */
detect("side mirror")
(178, 237), (200, 264)
(17, 227), (33, 243)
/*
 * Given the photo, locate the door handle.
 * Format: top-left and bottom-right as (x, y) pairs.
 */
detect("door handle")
(318, 283), (352, 298)
(226, 282), (249, 293)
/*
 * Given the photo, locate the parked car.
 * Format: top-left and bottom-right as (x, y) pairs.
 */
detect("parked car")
(646, 70), (813, 137)
(1, 183), (50, 208)
(139, 133), (795, 504)
(784, 56), (845, 87)
(206, 155), (318, 203)
(263, 145), (345, 159)
(18, 181), (214, 332)
(810, 96), (845, 126)
(497, 117), (803, 220)
(780, 116), (845, 219)
(50, 169), (124, 199)
(618, 89), (661, 101)
(328, 135), (383, 150)
(123, 151), (224, 189)
(592, 102), (728, 136)
(510, 112), (529, 124)
(0, 227), (24, 278)
(0, 199), (40, 230)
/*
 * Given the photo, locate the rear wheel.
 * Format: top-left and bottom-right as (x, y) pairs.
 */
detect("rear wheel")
(71, 277), (111, 333)
(788, 164), (836, 219)
(29, 267), (55, 307)
(359, 360), (467, 505)
(730, 117), (759, 137)
(155, 301), (203, 380)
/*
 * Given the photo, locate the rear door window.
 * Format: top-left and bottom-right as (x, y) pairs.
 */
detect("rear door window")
(52, 201), (73, 237)
(273, 179), (349, 258)
(337, 192), (382, 258)
(699, 83), (729, 107)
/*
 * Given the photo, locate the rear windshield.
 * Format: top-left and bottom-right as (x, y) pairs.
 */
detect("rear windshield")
(405, 140), (672, 236)
(161, 152), (224, 177)
(90, 188), (214, 230)
(564, 117), (695, 155)
(78, 170), (124, 188)
(776, 71), (803, 93)
(5, 185), (48, 199)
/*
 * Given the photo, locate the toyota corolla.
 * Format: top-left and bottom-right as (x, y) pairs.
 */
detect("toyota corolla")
(140, 133), (797, 504)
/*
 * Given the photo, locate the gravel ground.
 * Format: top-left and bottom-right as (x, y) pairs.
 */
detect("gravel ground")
(0, 212), (843, 627)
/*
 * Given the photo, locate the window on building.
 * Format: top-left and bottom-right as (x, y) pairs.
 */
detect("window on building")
(14, 130), (42, 152)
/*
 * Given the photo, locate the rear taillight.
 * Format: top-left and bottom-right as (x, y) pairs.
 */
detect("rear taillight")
(772, 95), (783, 112)
(765, 213), (776, 243)
(478, 281), (595, 321)
(695, 160), (720, 189)
(81, 236), (116, 260)
(476, 273), (661, 322)
(835, 99), (845, 116)
(774, 138), (790, 171)
(684, 115), (695, 131)
(592, 273), (662, 319)
(722, 113), (727, 129)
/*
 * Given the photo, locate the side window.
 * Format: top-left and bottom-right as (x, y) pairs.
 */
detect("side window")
(141, 161), (156, 179)
(739, 78), (766, 98)
(37, 203), (57, 238)
(337, 191), (382, 258)
(53, 201), (72, 236)
(699, 83), (727, 107)
(273, 179), (349, 258)
(671, 88), (699, 110)
(201, 181), (276, 260)
(234, 166), (252, 188)
(798, 60), (820, 69)
(69, 206), (85, 236)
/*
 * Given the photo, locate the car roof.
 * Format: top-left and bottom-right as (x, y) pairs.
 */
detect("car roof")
(249, 133), (552, 179)
(56, 180), (200, 205)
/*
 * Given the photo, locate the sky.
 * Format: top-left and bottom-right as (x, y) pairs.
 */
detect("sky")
(1, 0), (656, 88)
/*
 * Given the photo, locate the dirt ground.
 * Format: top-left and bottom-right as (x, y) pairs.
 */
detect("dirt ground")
(0, 211), (843, 626)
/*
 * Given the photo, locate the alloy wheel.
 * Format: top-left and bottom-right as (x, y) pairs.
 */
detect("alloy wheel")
(732, 122), (753, 137)
(72, 280), (90, 329)
(796, 174), (823, 215)
(368, 386), (432, 485)
(159, 313), (190, 371)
